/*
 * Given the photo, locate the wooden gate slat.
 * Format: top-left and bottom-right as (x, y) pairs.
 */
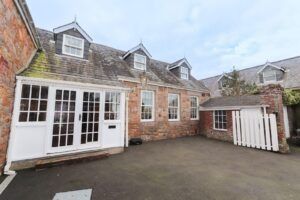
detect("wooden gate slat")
(270, 114), (279, 151)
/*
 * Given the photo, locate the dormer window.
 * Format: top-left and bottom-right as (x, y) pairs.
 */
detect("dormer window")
(62, 34), (84, 58)
(180, 67), (189, 80)
(134, 53), (146, 70)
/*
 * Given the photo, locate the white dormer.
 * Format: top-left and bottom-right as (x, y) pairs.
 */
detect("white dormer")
(180, 66), (189, 79)
(62, 34), (84, 58)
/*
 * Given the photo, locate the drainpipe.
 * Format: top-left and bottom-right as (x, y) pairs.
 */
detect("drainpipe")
(125, 92), (129, 147)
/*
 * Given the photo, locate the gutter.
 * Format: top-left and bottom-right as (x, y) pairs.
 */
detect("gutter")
(125, 92), (129, 147)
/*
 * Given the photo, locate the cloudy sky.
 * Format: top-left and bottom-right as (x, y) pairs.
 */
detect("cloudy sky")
(27, 0), (300, 79)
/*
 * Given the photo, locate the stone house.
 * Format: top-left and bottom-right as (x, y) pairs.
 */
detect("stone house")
(3, 20), (210, 172)
(0, 0), (40, 172)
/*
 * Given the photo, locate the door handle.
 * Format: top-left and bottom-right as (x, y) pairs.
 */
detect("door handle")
(79, 114), (82, 121)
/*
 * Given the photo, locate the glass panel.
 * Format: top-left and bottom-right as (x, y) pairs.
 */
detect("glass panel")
(21, 84), (30, 98)
(41, 87), (48, 99)
(30, 100), (38, 111)
(38, 112), (46, 121)
(56, 90), (62, 100)
(39, 100), (47, 111)
(29, 112), (37, 121)
(19, 112), (28, 122)
(63, 91), (69, 100)
(31, 85), (40, 99)
(20, 100), (29, 111)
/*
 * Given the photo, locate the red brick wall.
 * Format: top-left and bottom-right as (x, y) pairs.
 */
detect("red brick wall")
(124, 81), (208, 141)
(0, 0), (36, 170)
(199, 110), (233, 142)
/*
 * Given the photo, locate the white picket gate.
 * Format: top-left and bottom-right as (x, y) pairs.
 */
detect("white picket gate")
(232, 110), (279, 151)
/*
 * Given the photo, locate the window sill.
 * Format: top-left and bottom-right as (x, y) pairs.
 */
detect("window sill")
(213, 128), (227, 132)
(168, 119), (180, 122)
(190, 118), (199, 121)
(141, 119), (154, 122)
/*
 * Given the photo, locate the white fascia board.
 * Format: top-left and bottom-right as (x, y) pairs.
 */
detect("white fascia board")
(122, 43), (152, 59)
(257, 63), (285, 74)
(216, 73), (233, 82)
(16, 76), (130, 91)
(53, 22), (93, 43)
(199, 105), (269, 111)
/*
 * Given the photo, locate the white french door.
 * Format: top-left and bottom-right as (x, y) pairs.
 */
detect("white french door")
(48, 88), (102, 153)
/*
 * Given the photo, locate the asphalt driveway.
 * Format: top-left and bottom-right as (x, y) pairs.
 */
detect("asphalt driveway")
(1, 136), (300, 200)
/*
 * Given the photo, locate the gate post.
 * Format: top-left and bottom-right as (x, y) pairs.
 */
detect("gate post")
(260, 85), (290, 153)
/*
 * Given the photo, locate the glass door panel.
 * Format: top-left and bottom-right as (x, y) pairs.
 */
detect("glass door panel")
(81, 92), (100, 145)
(52, 89), (76, 148)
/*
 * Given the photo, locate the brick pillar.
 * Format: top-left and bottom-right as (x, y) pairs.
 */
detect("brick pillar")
(260, 85), (289, 153)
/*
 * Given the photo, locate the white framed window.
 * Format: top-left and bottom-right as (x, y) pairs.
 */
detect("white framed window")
(104, 92), (121, 120)
(18, 84), (48, 122)
(190, 96), (198, 120)
(168, 94), (180, 121)
(263, 70), (277, 83)
(180, 67), (189, 80)
(62, 34), (84, 58)
(213, 110), (227, 130)
(141, 90), (154, 121)
(134, 53), (146, 70)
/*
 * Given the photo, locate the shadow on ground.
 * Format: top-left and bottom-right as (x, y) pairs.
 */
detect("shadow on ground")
(1, 136), (300, 200)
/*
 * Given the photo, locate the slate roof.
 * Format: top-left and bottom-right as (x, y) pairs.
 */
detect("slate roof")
(20, 28), (208, 92)
(200, 95), (262, 108)
(201, 56), (300, 97)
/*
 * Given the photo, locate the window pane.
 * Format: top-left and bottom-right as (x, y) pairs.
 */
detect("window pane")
(38, 112), (46, 121)
(19, 112), (28, 122)
(21, 84), (30, 98)
(41, 87), (48, 99)
(31, 85), (40, 99)
(29, 112), (38, 121)
(39, 101), (47, 111)
(20, 100), (29, 111)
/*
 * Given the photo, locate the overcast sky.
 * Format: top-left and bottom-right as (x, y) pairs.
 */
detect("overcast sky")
(27, 0), (300, 79)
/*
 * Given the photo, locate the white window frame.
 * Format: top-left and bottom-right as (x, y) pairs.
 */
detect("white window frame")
(140, 90), (155, 122)
(190, 96), (199, 120)
(180, 66), (189, 80)
(104, 91), (121, 121)
(168, 93), (180, 121)
(62, 34), (84, 58)
(262, 70), (277, 83)
(18, 84), (49, 124)
(213, 110), (227, 131)
(134, 53), (147, 70)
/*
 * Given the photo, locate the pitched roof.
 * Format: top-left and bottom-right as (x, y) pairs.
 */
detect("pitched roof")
(122, 43), (152, 59)
(200, 95), (263, 109)
(53, 21), (93, 43)
(20, 28), (209, 92)
(201, 56), (300, 96)
(168, 58), (192, 70)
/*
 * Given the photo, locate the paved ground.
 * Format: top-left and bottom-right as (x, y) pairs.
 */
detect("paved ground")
(1, 136), (300, 200)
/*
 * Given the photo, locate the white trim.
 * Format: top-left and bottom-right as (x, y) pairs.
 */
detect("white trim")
(199, 105), (268, 111)
(168, 58), (192, 70)
(213, 110), (227, 131)
(134, 53), (147, 70)
(122, 43), (152, 59)
(257, 62), (285, 74)
(53, 22), (93, 43)
(16, 76), (130, 91)
(62, 34), (84, 58)
(190, 96), (199, 120)
(0, 173), (16, 195)
(168, 93), (180, 121)
(140, 90), (155, 122)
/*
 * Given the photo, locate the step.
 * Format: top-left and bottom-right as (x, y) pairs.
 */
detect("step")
(35, 150), (110, 170)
